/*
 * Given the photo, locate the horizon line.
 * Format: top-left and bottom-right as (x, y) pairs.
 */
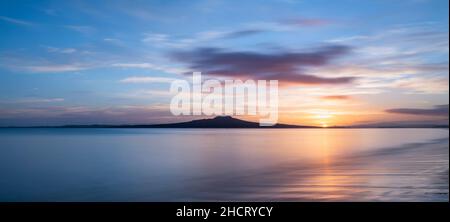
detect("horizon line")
(0, 116), (448, 129)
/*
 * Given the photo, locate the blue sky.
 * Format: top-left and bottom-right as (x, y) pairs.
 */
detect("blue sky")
(0, 0), (448, 126)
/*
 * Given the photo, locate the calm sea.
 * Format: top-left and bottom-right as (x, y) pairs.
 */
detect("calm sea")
(0, 128), (448, 201)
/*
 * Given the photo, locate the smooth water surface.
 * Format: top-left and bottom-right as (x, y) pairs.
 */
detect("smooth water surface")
(0, 128), (448, 201)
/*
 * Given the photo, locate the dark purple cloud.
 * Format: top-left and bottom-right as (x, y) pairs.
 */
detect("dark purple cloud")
(171, 45), (356, 85)
(386, 104), (449, 116)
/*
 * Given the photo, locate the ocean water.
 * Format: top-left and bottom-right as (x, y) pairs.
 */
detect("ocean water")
(0, 128), (448, 201)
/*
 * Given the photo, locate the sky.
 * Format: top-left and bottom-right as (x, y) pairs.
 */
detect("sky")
(0, 0), (448, 126)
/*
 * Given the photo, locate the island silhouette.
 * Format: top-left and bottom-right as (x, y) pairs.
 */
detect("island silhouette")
(61, 116), (315, 128)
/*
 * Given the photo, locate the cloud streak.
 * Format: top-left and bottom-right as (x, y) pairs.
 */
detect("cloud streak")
(63, 25), (96, 35)
(142, 28), (264, 49)
(45, 46), (77, 54)
(0, 16), (33, 26)
(0, 98), (64, 104)
(113, 63), (187, 74)
(320, 95), (352, 100)
(24, 64), (89, 73)
(279, 17), (332, 27)
(222, 29), (265, 39)
(120, 76), (177, 83)
(386, 104), (449, 116)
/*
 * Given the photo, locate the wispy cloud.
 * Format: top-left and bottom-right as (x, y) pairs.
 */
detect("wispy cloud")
(140, 16), (332, 49)
(44, 46), (77, 54)
(0, 98), (64, 104)
(103, 38), (126, 46)
(0, 52), (90, 73)
(279, 17), (332, 27)
(142, 28), (265, 49)
(120, 76), (177, 83)
(317, 22), (450, 95)
(63, 25), (96, 35)
(113, 63), (187, 75)
(24, 64), (89, 73)
(392, 75), (449, 94)
(0, 16), (33, 26)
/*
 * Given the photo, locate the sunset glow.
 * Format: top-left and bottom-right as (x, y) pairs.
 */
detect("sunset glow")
(0, 0), (448, 127)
